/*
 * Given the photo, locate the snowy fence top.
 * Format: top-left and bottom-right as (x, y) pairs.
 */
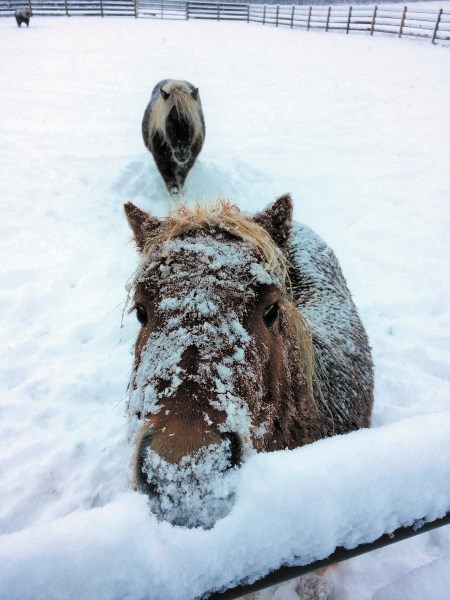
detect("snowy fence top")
(1, 409), (449, 600)
(1, 1), (449, 44)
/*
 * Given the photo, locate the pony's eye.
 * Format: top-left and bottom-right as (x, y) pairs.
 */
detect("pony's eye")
(135, 304), (148, 326)
(263, 303), (280, 329)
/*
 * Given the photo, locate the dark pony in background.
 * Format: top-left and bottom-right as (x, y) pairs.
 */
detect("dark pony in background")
(124, 195), (374, 535)
(142, 79), (205, 195)
(15, 6), (32, 26)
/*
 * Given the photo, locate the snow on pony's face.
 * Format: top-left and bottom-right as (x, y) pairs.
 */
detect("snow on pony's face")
(124, 198), (312, 528)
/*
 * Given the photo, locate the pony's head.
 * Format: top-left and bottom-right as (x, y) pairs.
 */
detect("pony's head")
(124, 197), (316, 527)
(149, 81), (204, 166)
(15, 6), (32, 18)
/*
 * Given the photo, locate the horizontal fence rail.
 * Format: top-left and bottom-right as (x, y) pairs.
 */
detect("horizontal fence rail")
(247, 3), (449, 42)
(1, 1), (449, 42)
(207, 511), (450, 599)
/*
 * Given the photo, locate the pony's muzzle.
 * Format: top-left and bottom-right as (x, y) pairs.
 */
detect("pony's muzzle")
(134, 426), (242, 495)
(173, 147), (190, 165)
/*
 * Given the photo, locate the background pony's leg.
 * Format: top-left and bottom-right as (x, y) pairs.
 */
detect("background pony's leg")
(153, 155), (178, 195)
(169, 181), (180, 195)
(240, 568), (331, 599)
(296, 569), (331, 600)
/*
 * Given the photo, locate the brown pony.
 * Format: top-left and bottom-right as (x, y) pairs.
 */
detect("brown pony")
(124, 195), (374, 530)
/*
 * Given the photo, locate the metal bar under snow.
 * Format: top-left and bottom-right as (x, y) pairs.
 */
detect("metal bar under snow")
(206, 511), (450, 599)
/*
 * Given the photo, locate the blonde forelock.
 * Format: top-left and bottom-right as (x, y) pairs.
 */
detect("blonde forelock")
(142, 199), (288, 289)
(148, 81), (204, 142)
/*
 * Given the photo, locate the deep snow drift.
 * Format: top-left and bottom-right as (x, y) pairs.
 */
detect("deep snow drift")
(0, 15), (449, 600)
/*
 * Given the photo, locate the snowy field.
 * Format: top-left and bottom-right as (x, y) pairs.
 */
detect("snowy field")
(1, 15), (450, 600)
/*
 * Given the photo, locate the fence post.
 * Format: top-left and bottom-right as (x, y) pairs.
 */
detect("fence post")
(64, 0), (69, 16)
(399, 5), (407, 37)
(134, 0), (138, 18)
(325, 5), (331, 31)
(290, 4), (295, 29)
(346, 5), (352, 34)
(100, 0), (104, 18)
(217, 1), (219, 21)
(371, 4), (377, 36)
(275, 4), (279, 27)
(247, 3), (250, 23)
(263, 4), (266, 25)
(185, 1), (189, 20)
(307, 5), (312, 30)
(432, 8), (443, 44)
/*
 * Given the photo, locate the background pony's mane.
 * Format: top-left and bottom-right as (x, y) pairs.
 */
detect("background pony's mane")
(148, 81), (204, 141)
(140, 200), (315, 402)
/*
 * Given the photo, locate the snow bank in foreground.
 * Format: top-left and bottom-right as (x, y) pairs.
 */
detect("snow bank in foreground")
(1, 410), (449, 600)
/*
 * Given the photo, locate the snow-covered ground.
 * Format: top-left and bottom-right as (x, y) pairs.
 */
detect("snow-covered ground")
(1, 15), (449, 600)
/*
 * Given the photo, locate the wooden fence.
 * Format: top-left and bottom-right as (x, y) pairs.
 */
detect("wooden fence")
(250, 3), (450, 42)
(0, 0), (137, 16)
(1, 1), (449, 43)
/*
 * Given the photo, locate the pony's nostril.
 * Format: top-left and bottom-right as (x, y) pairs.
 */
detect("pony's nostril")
(136, 430), (154, 494)
(221, 432), (242, 469)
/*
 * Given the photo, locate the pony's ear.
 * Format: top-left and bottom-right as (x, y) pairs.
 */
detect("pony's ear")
(191, 87), (199, 101)
(160, 88), (170, 101)
(253, 194), (293, 250)
(124, 202), (161, 252)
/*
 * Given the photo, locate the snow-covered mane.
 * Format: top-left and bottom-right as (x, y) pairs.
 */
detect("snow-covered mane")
(142, 199), (288, 288)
